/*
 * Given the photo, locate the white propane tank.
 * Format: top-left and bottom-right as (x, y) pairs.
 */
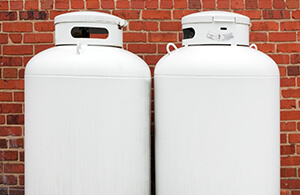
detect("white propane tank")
(155, 11), (279, 195)
(25, 11), (151, 195)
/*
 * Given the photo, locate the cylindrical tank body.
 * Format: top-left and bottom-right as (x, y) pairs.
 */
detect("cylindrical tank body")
(25, 11), (151, 195)
(155, 11), (279, 195)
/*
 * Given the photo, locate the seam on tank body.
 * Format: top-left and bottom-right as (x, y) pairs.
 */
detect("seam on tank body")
(154, 75), (279, 79)
(25, 75), (151, 79)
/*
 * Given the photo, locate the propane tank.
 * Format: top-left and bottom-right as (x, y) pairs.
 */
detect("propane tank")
(155, 11), (279, 195)
(25, 11), (151, 195)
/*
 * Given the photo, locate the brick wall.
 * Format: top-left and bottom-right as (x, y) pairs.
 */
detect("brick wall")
(0, 0), (299, 194)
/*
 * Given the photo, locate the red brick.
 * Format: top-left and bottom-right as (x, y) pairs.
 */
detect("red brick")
(124, 33), (147, 42)
(286, 0), (299, 8)
(0, 80), (24, 90)
(281, 190), (290, 195)
(9, 187), (24, 195)
(259, 0), (272, 8)
(292, 55), (300, 64)
(281, 156), (300, 166)
(25, 1), (38, 9)
(281, 111), (300, 120)
(34, 22), (54, 32)
(270, 32), (296, 42)
(0, 104), (22, 114)
(279, 66), (286, 76)
(173, 10), (198, 19)
(4, 164), (24, 173)
(256, 43), (275, 53)
(293, 10), (300, 19)
(24, 33), (53, 43)
(160, 21), (181, 31)
(128, 44), (156, 53)
(115, 0), (129, 8)
(10, 1), (23, 10)
(269, 55), (289, 64)
(231, 0), (244, 9)
(3, 68), (18, 79)
(297, 145), (300, 153)
(0, 175), (17, 185)
(0, 151), (18, 161)
(217, 0), (229, 8)
(13, 92), (24, 102)
(18, 69), (25, 79)
(55, 0), (69, 9)
(0, 1), (8, 10)
(0, 12), (17, 20)
(144, 55), (163, 65)
(281, 21), (300, 31)
(281, 100), (296, 109)
(7, 115), (24, 125)
(281, 134), (287, 143)
(0, 34), (8, 44)
(50, 11), (68, 20)
(281, 122), (296, 131)
(202, 0), (215, 8)
(0, 57), (22, 66)
(112, 10), (140, 19)
(251, 21), (279, 31)
(0, 140), (7, 149)
(71, 0), (85, 9)
(189, 0), (201, 8)
(174, 0), (187, 8)
(292, 191), (300, 195)
(278, 44), (300, 53)
(281, 179), (300, 189)
(287, 66), (300, 76)
(86, 0), (99, 9)
(0, 116), (5, 124)
(273, 0), (286, 8)
(3, 23), (32, 32)
(281, 168), (296, 177)
(0, 93), (12, 101)
(19, 175), (24, 185)
(263, 10), (290, 19)
(145, 0), (158, 9)
(35, 44), (54, 54)
(0, 188), (8, 194)
(149, 33), (177, 42)
(101, 0), (115, 8)
(289, 134), (300, 143)
(20, 11), (48, 20)
(131, 0), (144, 8)
(160, 0), (173, 8)
(282, 89), (300, 98)
(129, 21), (158, 31)
(142, 10), (171, 20)
(9, 34), (22, 43)
(41, 0), (54, 9)
(9, 139), (23, 149)
(236, 10), (261, 19)
(3, 46), (33, 55)
(20, 151), (24, 162)
(249, 32), (267, 42)
(281, 145), (295, 155)
(245, 0), (258, 8)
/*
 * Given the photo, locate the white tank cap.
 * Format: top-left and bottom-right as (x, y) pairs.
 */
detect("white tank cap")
(54, 11), (128, 47)
(182, 11), (250, 46)
(54, 11), (128, 27)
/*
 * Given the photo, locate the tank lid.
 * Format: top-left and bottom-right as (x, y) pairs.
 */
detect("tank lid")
(54, 11), (127, 47)
(181, 11), (250, 46)
(54, 11), (128, 27)
(182, 11), (250, 25)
